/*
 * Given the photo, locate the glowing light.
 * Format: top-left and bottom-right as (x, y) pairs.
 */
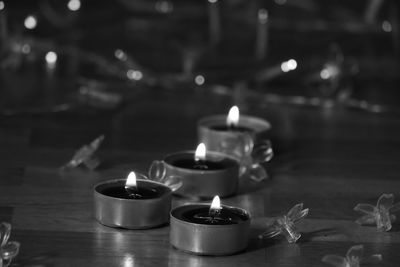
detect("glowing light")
(123, 254), (135, 267)
(67, 0), (81, 11)
(194, 75), (205, 85)
(0, 1), (5, 11)
(155, 0), (173, 13)
(208, 0), (218, 3)
(125, 172), (137, 189)
(287, 59), (297, 70)
(24, 15), (37, 29)
(21, 44), (31, 54)
(226, 106), (239, 127)
(320, 64), (339, 80)
(281, 59), (297, 72)
(320, 69), (330, 80)
(258, 9), (268, 22)
(382, 20), (392, 32)
(210, 195), (222, 211)
(45, 51), (58, 65)
(195, 143), (206, 161)
(114, 49), (127, 61)
(127, 70), (143, 81)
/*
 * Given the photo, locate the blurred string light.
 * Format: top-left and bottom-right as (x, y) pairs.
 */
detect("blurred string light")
(155, 0), (173, 14)
(24, 15), (38, 29)
(0, 1), (5, 11)
(280, 59), (297, 72)
(274, 0), (287, 5)
(45, 51), (58, 69)
(114, 49), (128, 61)
(21, 44), (31, 54)
(382, 20), (392, 32)
(126, 69), (143, 81)
(67, 0), (81, 11)
(195, 75), (205, 85)
(320, 64), (339, 80)
(45, 51), (58, 64)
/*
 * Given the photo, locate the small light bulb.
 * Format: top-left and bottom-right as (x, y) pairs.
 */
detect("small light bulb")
(127, 70), (143, 81)
(45, 51), (58, 65)
(67, 0), (81, 11)
(194, 75), (205, 86)
(24, 15), (37, 30)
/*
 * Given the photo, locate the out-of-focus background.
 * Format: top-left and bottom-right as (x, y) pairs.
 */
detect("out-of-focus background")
(0, 0), (399, 115)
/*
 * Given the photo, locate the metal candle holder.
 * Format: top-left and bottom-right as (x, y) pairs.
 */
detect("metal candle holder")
(170, 203), (251, 256)
(197, 114), (271, 157)
(93, 174), (172, 229)
(159, 150), (240, 199)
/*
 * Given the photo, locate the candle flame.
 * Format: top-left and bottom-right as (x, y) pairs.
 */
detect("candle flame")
(209, 195), (222, 216)
(125, 171), (137, 189)
(226, 106), (239, 127)
(195, 143), (206, 161)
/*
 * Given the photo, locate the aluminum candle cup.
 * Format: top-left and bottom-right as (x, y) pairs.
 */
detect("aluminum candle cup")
(162, 151), (239, 198)
(197, 114), (271, 154)
(170, 203), (251, 255)
(93, 174), (172, 229)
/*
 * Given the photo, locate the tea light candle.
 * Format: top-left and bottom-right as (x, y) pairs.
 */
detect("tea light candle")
(161, 143), (239, 198)
(170, 195), (251, 255)
(198, 106), (271, 155)
(93, 171), (172, 229)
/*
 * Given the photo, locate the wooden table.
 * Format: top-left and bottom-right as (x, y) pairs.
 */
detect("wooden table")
(0, 87), (399, 266)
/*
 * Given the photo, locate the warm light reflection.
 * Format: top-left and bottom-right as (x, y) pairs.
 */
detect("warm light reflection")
(208, 0), (218, 3)
(195, 143), (206, 161)
(123, 254), (135, 267)
(226, 106), (239, 127)
(125, 172), (137, 189)
(67, 0), (81, 11)
(0, 1), (5, 11)
(24, 15), (37, 29)
(210, 195), (222, 211)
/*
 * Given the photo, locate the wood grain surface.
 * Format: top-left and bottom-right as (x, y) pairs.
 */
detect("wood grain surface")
(1, 88), (400, 267)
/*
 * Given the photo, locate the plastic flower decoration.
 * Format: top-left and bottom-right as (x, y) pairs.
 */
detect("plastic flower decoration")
(322, 244), (382, 267)
(354, 193), (400, 232)
(61, 135), (105, 171)
(0, 223), (20, 267)
(219, 133), (273, 182)
(259, 203), (309, 243)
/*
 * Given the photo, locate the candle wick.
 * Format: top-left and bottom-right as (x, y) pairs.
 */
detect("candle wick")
(209, 207), (222, 220)
(125, 186), (142, 199)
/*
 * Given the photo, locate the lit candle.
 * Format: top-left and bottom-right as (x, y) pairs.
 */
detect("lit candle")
(170, 195), (251, 255)
(198, 106), (271, 157)
(93, 171), (172, 229)
(158, 143), (239, 198)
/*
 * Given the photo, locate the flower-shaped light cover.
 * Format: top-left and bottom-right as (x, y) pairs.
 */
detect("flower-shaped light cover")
(0, 222), (20, 267)
(219, 133), (273, 182)
(61, 135), (105, 171)
(148, 161), (183, 192)
(322, 244), (382, 267)
(354, 193), (400, 232)
(259, 203), (309, 243)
